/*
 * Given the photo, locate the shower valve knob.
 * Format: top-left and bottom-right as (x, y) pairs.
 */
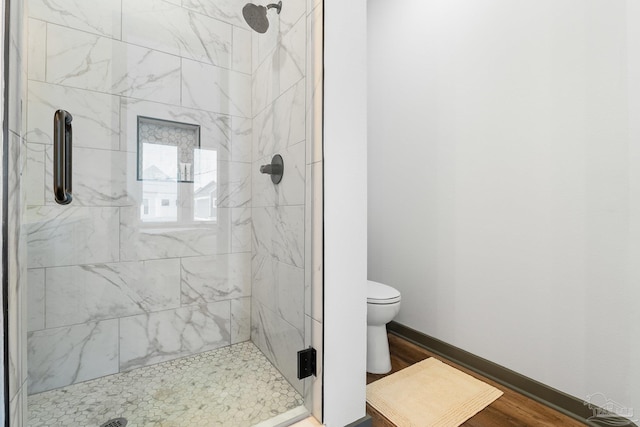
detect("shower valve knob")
(260, 154), (284, 184)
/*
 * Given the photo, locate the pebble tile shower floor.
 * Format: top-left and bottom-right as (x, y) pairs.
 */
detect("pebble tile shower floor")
(28, 342), (304, 427)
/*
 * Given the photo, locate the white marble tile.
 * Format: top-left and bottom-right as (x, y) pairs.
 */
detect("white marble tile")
(119, 302), (231, 370)
(123, 0), (232, 68)
(276, 260), (305, 329)
(26, 81), (120, 150)
(251, 300), (304, 394)
(231, 207), (252, 252)
(45, 259), (181, 328)
(251, 31), (261, 75)
(28, 0), (122, 39)
(280, 16), (305, 96)
(256, 22), (280, 69)
(181, 253), (251, 304)
(119, 208), (220, 261)
(26, 206), (120, 268)
(46, 25), (181, 104)
(233, 26), (252, 74)
(9, 385), (25, 427)
(279, 0), (306, 37)
(253, 140), (305, 208)
(252, 253), (304, 330)
(213, 207), (252, 254)
(28, 19), (46, 81)
(306, 162), (322, 322)
(27, 319), (119, 394)
(231, 116), (252, 163)
(231, 297), (251, 344)
(27, 269), (45, 332)
(120, 97), (239, 162)
(251, 252), (277, 311)
(278, 139), (306, 205)
(182, 0), (245, 27)
(274, 205), (304, 268)
(252, 47), (278, 116)
(25, 143), (45, 206)
(7, 132), (27, 404)
(44, 146), (135, 207)
(9, 20), (25, 136)
(181, 58), (251, 118)
(217, 161), (251, 208)
(305, 3), (322, 165)
(253, 79), (305, 161)
(253, 206), (304, 269)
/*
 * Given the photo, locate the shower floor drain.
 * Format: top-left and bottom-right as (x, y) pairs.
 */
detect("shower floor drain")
(100, 418), (127, 427)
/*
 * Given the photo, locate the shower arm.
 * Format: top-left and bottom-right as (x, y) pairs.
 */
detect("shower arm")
(266, 1), (282, 14)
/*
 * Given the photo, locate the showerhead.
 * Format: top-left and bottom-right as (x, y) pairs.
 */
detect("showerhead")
(242, 1), (282, 34)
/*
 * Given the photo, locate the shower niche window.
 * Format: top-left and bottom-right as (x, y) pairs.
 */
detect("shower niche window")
(137, 116), (217, 223)
(138, 116), (200, 183)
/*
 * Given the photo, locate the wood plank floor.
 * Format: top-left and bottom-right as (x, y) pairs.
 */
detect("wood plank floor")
(366, 333), (587, 427)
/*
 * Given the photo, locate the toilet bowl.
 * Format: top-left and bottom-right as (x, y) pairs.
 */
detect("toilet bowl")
(367, 280), (401, 374)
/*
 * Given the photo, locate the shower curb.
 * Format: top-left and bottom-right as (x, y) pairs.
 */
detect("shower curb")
(388, 322), (638, 427)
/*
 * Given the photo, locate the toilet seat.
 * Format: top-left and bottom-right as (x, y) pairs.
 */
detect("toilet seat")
(367, 280), (401, 305)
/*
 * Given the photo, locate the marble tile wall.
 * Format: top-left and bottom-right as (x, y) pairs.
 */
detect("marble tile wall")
(24, 0), (254, 395)
(18, 0), (324, 423)
(249, 3), (324, 423)
(7, 0), (29, 423)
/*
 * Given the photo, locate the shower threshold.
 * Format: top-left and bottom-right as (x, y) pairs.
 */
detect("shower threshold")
(28, 341), (304, 427)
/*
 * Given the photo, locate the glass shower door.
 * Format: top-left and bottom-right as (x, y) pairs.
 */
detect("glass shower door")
(19, 0), (322, 425)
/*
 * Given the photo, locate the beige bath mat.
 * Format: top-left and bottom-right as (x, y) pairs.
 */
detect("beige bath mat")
(366, 358), (503, 427)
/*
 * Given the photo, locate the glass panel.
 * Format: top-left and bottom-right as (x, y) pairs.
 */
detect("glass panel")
(19, 0), (323, 425)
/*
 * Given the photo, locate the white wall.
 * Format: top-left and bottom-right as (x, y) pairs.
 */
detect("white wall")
(368, 0), (640, 419)
(324, 0), (368, 425)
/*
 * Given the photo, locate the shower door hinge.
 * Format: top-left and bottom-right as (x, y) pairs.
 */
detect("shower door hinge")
(297, 347), (317, 379)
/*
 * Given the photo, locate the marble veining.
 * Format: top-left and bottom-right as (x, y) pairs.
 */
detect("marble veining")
(119, 208), (218, 261)
(253, 206), (304, 269)
(122, 0), (233, 68)
(251, 301), (305, 394)
(27, 320), (119, 394)
(182, 0), (246, 27)
(28, 0), (123, 39)
(44, 146), (135, 207)
(217, 161), (252, 208)
(181, 58), (252, 118)
(253, 140), (305, 208)
(27, 269), (45, 332)
(27, 18), (46, 81)
(25, 143), (45, 206)
(231, 298), (251, 344)
(46, 25), (181, 104)
(45, 260), (181, 328)
(253, 79), (306, 160)
(233, 27), (252, 74)
(28, 342), (304, 427)
(279, 16), (306, 96)
(180, 253), (251, 305)
(26, 206), (120, 268)
(26, 81), (120, 150)
(119, 302), (231, 371)
(252, 254), (304, 329)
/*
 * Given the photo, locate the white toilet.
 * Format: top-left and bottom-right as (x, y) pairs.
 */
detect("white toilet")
(366, 280), (401, 374)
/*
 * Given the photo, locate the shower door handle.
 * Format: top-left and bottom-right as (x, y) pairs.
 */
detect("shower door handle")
(53, 109), (73, 205)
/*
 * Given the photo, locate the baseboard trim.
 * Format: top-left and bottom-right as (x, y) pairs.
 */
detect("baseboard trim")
(344, 415), (372, 427)
(388, 322), (637, 427)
